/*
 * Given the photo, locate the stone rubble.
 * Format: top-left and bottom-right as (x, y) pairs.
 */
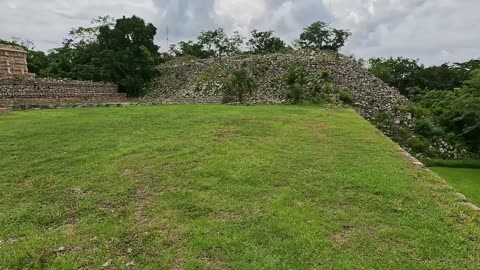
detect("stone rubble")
(144, 51), (418, 147)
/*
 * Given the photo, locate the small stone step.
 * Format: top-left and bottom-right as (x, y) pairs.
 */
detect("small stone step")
(0, 107), (10, 114)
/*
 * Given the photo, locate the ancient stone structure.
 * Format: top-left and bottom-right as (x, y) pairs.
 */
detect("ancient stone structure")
(0, 44), (35, 78)
(144, 50), (414, 135)
(0, 44), (126, 103)
(0, 78), (126, 103)
(143, 50), (463, 158)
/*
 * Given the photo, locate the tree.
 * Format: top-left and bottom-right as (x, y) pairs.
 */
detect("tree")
(170, 41), (213, 59)
(197, 28), (244, 57)
(464, 68), (480, 91)
(224, 70), (256, 103)
(368, 57), (423, 97)
(297, 21), (351, 51)
(415, 69), (480, 154)
(39, 16), (117, 81)
(248, 30), (286, 54)
(97, 16), (160, 96)
(27, 50), (50, 75)
(414, 64), (465, 92)
(65, 16), (115, 46)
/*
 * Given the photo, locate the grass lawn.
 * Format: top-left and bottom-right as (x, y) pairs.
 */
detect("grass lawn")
(1, 105), (480, 269)
(431, 167), (480, 206)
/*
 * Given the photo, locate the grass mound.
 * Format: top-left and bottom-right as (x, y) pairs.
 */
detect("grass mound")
(1, 105), (479, 269)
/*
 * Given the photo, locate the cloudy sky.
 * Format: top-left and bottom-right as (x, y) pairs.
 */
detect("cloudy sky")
(0, 0), (478, 65)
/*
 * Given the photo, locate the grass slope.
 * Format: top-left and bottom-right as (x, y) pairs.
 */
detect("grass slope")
(1, 105), (479, 269)
(431, 167), (480, 206)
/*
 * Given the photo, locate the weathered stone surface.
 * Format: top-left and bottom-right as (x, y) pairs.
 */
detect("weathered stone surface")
(460, 202), (480, 212)
(143, 50), (464, 158)
(0, 45), (125, 103)
(0, 44), (35, 78)
(7, 102), (143, 111)
(144, 52), (412, 137)
(145, 52), (412, 129)
(0, 78), (126, 103)
(221, 96), (238, 104)
(455, 193), (468, 202)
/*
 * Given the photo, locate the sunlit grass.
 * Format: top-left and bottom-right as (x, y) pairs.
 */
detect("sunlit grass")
(431, 167), (480, 206)
(1, 105), (479, 269)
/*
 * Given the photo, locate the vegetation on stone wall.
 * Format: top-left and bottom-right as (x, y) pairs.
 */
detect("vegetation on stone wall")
(367, 57), (480, 157)
(224, 69), (256, 103)
(284, 64), (352, 105)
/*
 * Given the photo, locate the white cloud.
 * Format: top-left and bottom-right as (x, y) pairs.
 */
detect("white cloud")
(0, 0), (478, 65)
(214, 0), (267, 27)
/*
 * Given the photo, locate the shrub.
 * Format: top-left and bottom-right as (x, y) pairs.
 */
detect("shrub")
(284, 64), (309, 86)
(321, 70), (333, 82)
(339, 90), (353, 105)
(284, 65), (309, 104)
(406, 136), (430, 153)
(284, 64), (352, 105)
(224, 69), (256, 103)
(310, 94), (331, 105)
(286, 83), (305, 104)
(373, 112), (393, 125)
(414, 118), (439, 137)
(402, 104), (430, 118)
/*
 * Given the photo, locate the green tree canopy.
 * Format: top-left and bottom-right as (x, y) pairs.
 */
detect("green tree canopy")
(197, 28), (244, 57)
(248, 30), (287, 54)
(96, 15), (160, 96)
(30, 15), (160, 97)
(169, 41), (214, 59)
(297, 21), (351, 51)
(368, 57), (423, 96)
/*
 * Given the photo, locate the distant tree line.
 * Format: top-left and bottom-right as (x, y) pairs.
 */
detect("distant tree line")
(366, 57), (480, 156)
(1, 17), (350, 96)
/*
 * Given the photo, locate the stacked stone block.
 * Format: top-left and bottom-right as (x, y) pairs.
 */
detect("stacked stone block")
(0, 78), (126, 102)
(0, 44), (35, 78)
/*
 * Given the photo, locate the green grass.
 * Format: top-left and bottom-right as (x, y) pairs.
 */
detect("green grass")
(431, 167), (480, 205)
(1, 105), (479, 269)
(425, 159), (480, 169)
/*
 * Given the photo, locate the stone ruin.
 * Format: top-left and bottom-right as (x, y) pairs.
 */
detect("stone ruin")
(0, 44), (126, 104)
(144, 50), (414, 137)
(143, 50), (465, 158)
(0, 44), (35, 78)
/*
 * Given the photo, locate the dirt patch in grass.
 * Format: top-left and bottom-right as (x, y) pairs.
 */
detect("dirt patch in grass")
(71, 187), (92, 197)
(308, 122), (329, 130)
(199, 253), (231, 270)
(330, 225), (379, 247)
(212, 210), (245, 222)
(213, 128), (236, 144)
(135, 188), (152, 224)
(98, 200), (121, 214)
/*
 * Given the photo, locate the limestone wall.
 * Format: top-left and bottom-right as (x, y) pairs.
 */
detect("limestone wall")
(0, 44), (35, 78)
(0, 78), (126, 103)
